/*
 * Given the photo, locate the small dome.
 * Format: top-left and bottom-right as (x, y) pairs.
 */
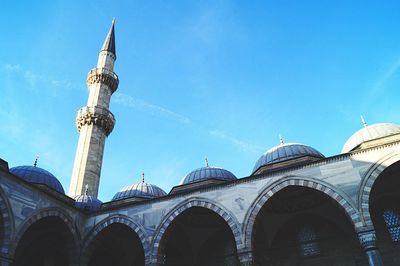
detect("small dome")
(180, 166), (237, 185)
(252, 143), (325, 174)
(342, 123), (400, 153)
(73, 195), (102, 211)
(10, 165), (65, 194)
(113, 180), (167, 201)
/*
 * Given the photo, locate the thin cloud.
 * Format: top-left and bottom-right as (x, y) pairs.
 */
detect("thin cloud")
(208, 129), (264, 154)
(4, 63), (22, 73)
(113, 93), (263, 154)
(0, 109), (24, 141)
(370, 57), (400, 95)
(112, 92), (191, 124)
(2, 63), (73, 90)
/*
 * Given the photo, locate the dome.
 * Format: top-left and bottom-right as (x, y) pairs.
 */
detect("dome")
(73, 195), (102, 211)
(113, 179), (167, 201)
(252, 143), (325, 174)
(180, 166), (237, 185)
(342, 123), (400, 153)
(10, 165), (65, 194)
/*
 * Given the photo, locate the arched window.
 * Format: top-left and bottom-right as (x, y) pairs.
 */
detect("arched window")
(383, 210), (400, 242)
(297, 225), (320, 257)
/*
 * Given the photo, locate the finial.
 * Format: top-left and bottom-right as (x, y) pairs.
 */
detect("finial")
(205, 157), (209, 167)
(33, 155), (39, 167)
(85, 184), (89, 196)
(279, 134), (284, 145)
(360, 115), (368, 128)
(141, 172), (145, 183)
(112, 17), (116, 24)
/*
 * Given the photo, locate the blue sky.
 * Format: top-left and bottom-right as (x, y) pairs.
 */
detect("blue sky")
(1, 1), (400, 201)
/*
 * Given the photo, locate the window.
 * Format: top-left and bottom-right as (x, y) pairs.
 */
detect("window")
(383, 210), (400, 242)
(298, 226), (320, 257)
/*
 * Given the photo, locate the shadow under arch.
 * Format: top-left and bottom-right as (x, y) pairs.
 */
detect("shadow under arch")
(242, 175), (362, 254)
(150, 197), (242, 265)
(10, 207), (80, 266)
(81, 214), (148, 265)
(358, 152), (400, 228)
(0, 185), (15, 260)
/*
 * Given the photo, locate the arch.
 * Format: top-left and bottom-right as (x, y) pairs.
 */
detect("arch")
(358, 152), (400, 227)
(243, 176), (362, 253)
(9, 207), (80, 264)
(0, 185), (14, 259)
(150, 198), (242, 264)
(82, 214), (149, 264)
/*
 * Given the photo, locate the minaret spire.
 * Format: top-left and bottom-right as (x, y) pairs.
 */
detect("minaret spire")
(101, 18), (116, 57)
(69, 20), (119, 198)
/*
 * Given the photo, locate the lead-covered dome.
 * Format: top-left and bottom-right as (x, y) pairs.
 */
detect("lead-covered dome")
(10, 165), (65, 194)
(113, 178), (167, 201)
(180, 166), (237, 185)
(73, 195), (102, 211)
(252, 143), (325, 174)
(342, 123), (400, 153)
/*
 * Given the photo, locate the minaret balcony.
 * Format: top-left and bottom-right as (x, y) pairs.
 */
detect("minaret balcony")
(86, 68), (119, 93)
(76, 106), (115, 136)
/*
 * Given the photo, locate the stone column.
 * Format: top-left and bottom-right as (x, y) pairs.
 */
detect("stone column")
(358, 230), (384, 266)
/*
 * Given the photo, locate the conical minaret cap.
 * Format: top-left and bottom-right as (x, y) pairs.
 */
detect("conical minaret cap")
(101, 18), (116, 57)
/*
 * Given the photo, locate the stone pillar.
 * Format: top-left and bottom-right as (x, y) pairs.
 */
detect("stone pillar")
(358, 230), (384, 266)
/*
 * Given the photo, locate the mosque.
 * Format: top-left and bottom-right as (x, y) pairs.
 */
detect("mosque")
(0, 21), (399, 266)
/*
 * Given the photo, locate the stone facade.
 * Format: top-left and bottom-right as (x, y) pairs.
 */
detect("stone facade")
(1, 139), (400, 265)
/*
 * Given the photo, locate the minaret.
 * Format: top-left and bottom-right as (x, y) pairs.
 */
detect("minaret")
(69, 20), (119, 197)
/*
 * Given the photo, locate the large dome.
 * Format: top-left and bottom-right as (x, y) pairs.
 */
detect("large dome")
(252, 143), (325, 174)
(342, 123), (400, 153)
(73, 195), (102, 211)
(113, 179), (167, 201)
(10, 165), (65, 194)
(180, 166), (237, 185)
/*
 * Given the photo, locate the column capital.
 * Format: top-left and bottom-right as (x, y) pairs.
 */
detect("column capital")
(238, 250), (254, 266)
(358, 230), (378, 251)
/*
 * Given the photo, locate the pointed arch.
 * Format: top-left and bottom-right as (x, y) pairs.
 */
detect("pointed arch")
(359, 152), (400, 228)
(150, 198), (242, 265)
(242, 176), (362, 253)
(82, 214), (149, 264)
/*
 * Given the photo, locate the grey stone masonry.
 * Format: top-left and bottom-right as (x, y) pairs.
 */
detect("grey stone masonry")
(68, 21), (118, 198)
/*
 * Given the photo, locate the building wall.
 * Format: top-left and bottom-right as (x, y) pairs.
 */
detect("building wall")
(1, 140), (399, 265)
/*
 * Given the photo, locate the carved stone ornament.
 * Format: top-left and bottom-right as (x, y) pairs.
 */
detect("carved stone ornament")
(86, 68), (119, 93)
(358, 230), (377, 251)
(76, 106), (115, 136)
